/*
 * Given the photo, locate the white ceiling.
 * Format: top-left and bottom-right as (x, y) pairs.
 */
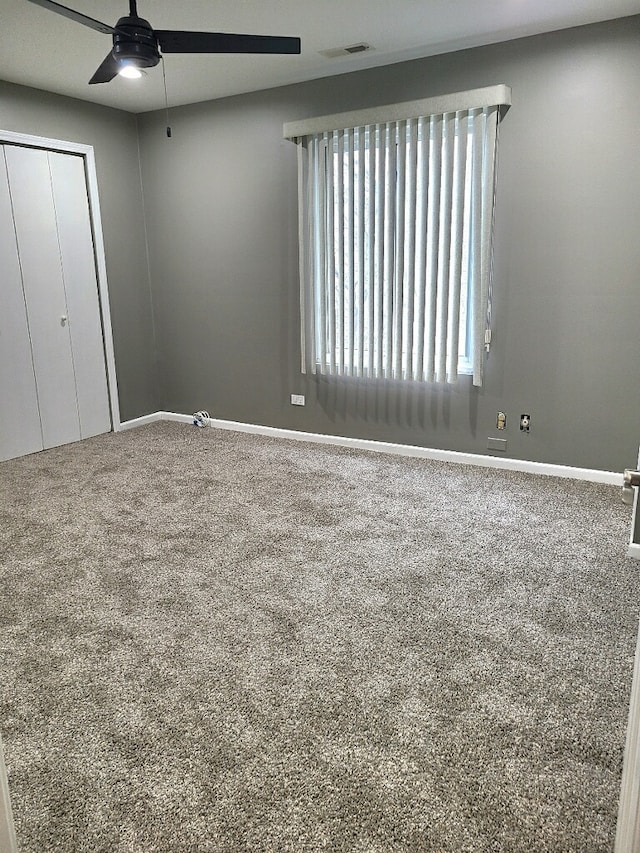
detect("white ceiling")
(1, 0), (639, 113)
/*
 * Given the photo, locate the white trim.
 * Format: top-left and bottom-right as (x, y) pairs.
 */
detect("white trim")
(156, 412), (195, 425)
(118, 411), (194, 431)
(0, 736), (18, 853)
(83, 147), (121, 429)
(0, 129), (121, 433)
(616, 619), (640, 853)
(117, 412), (164, 431)
(0, 129), (95, 155)
(119, 412), (622, 486)
(628, 448), (640, 561)
(283, 84), (512, 139)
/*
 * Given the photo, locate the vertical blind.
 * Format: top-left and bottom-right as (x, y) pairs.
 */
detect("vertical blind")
(285, 86), (510, 387)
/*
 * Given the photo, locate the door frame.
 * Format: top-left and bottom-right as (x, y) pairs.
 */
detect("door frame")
(0, 129), (120, 430)
(0, 735), (17, 853)
(616, 616), (640, 852)
(616, 449), (640, 852)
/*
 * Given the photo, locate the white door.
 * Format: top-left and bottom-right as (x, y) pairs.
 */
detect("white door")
(48, 151), (111, 440)
(0, 149), (43, 460)
(0, 144), (111, 461)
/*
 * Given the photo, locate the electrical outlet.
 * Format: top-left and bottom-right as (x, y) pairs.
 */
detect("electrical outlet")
(496, 412), (506, 430)
(291, 394), (305, 406)
(520, 414), (531, 432)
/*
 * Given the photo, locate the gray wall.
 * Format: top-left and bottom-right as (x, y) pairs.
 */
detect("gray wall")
(136, 16), (640, 473)
(3, 17), (638, 472)
(0, 81), (157, 421)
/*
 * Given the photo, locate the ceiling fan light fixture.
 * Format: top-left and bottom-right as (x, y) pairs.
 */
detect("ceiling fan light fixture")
(118, 62), (143, 79)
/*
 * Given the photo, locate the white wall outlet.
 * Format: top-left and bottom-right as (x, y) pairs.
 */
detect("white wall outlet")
(290, 394), (305, 406)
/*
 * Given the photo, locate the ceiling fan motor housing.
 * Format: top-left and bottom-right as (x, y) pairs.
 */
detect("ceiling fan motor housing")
(112, 15), (160, 68)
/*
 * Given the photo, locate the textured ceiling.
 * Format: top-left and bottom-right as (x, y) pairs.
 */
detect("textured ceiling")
(1, 0), (639, 113)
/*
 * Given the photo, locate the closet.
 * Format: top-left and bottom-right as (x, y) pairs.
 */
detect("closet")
(0, 143), (112, 463)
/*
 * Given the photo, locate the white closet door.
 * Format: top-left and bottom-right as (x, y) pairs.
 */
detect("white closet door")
(0, 148), (43, 461)
(49, 152), (111, 439)
(4, 146), (81, 450)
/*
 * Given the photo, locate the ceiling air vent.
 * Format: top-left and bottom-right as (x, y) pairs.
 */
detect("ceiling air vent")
(320, 43), (372, 59)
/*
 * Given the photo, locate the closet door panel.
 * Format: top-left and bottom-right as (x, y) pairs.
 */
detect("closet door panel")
(4, 145), (81, 450)
(0, 148), (43, 461)
(49, 152), (111, 439)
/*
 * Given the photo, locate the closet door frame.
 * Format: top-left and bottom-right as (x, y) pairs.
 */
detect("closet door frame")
(0, 128), (121, 431)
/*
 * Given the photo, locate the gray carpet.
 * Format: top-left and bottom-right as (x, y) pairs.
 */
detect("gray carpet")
(0, 421), (638, 852)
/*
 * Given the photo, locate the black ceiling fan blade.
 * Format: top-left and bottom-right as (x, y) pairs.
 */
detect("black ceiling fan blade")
(89, 52), (120, 85)
(156, 30), (301, 55)
(26, 0), (116, 34)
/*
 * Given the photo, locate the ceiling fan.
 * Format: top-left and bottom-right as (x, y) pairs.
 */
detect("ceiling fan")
(26, 0), (302, 84)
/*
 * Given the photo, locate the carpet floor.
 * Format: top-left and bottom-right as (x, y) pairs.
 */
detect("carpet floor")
(0, 421), (638, 852)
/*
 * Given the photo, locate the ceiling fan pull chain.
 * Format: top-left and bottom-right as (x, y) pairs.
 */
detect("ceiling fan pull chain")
(162, 56), (172, 138)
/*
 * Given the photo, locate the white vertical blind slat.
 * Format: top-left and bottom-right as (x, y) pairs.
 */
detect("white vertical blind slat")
(297, 140), (308, 374)
(366, 126), (376, 378)
(304, 137), (319, 374)
(393, 121), (406, 380)
(356, 126), (366, 377)
(403, 118), (418, 380)
(424, 114), (442, 382)
(316, 134), (327, 374)
(336, 129), (345, 375)
(383, 123), (396, 378)
(469, 109), (485, 386)
(374, 125), (385, 377)
(326, 132), (336, 374)
(435, 111), (456, 383)
(413, 116), (428, 381)
(475, 106), (499, 387)
(446, 112), (468, 382)
(345, 128), (355, 375)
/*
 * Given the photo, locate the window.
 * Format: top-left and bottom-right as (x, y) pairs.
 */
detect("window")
(285, 86), (510, 387)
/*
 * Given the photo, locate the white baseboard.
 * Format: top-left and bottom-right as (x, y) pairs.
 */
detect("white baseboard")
(118, 411), (623, 487)
(628, 544), (640, 561)
(116, 412), (164, 431)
